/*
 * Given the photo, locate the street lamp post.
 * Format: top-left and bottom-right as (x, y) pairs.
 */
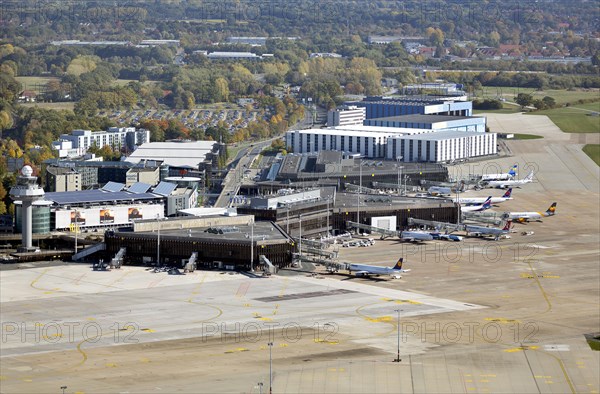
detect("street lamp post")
(286, 205), (290, 234)
(156, 215), (161, 267)
(299, 214), (303, 258)
(326, 197), (330, 236)
(396, 156), (403, 196)
(357, 160), (362, 233)
(250, 219), (254, 272)
(61, 386), (67, 394)
(268, 342), (273, 394)
(258, 382), (264, 394)
(394, 309), (402, 362)
(74, 209), (78, 254)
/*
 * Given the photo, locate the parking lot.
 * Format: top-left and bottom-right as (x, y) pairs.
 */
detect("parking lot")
(100, 107), (261, 133)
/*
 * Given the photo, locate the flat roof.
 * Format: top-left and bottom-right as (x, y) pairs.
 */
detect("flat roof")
(335, 192), (456, 209)
(45, 190), (161, 205)
(369, 114), (483, 123)
(397, 130), (494, 141)
(289, 126), (431, 136)
(125, 141), (216, 168)
(139, 221), (288, 243)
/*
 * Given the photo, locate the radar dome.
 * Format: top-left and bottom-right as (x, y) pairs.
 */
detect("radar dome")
(21, 166), (33, 177)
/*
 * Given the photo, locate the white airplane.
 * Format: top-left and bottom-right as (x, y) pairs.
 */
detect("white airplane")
(464, 221), (512, 241)
(503, 202), (557, 223)
(347, 258), (410, 279)
(460, 197), (492, 212)
(399, 231), (434, 242)
(481, 164), (518, 181)
(454, 188), (513, 205)
(486, 171), (534, 189)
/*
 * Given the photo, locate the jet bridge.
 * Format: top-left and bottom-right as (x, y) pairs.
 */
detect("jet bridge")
(110, 247), (126, 269)
(259, 255), (277, 274)
(408, 218), (465, 232)
(462, 211), (504, 225)
(185, 252), (198, 272)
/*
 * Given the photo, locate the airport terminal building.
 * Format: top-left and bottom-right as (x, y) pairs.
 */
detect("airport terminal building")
(285, 127), (496, 163)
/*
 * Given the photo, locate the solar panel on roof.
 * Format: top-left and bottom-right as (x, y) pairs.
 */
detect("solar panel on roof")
(128, 182), (152, 194)
(102, 182), (125, 192)
(153, 182), (177, 196)
(45, 190), (159, 205)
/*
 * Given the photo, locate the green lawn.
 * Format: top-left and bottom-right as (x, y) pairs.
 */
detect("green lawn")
(475, 86), (600, 106)
(15, 76), (59, 93)
(21, 102), (75, 111)
(526, 106), (600, 133)
(473, 104), (522, 114)
(583, 144), (600, 166)
(512, 133), (543, 140)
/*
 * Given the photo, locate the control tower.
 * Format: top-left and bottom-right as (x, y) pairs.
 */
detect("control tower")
(9, 166), (45, 252)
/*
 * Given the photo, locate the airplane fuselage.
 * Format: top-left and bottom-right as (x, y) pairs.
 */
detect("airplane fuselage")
(455, 197), (511, 204)
(347, 264), (405, 278)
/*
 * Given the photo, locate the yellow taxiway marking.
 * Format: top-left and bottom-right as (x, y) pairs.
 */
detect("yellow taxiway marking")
(105, 363), (117, 368)
(504, 346), (539, 352)
(484, 318), (520, 324)
(0, 376), (6, 381)
(366, 316), (393, 323)
(141, 328), (155, 333)
(314, 339), (339, 344)
(225, 348), (249, 354)
(140, 358), (151, 363)
(22, 379), (33, 382)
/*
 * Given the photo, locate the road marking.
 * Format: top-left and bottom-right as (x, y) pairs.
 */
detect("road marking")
(236, 282), (250, 298)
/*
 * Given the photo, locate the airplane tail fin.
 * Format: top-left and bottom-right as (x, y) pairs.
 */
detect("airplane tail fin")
(546, 202), (557, 215)
(503, 220), (512, 231)
(393, 258), (404, 270)
(508, 164), (518, 177)
(502, 188), (513, 198)
(525, 171), (534, 181)
(482, 196), (492, 209)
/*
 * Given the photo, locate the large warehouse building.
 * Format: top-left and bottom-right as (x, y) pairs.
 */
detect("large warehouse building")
(350, 96), (473, 119)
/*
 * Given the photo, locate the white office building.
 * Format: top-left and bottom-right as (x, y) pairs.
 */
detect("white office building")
(286, 126), (431, 158)
(54, 127), (150, 158)
(326, 106), (366, 127)
(286, 126), (497, 163)
(387, 131), (497, 163)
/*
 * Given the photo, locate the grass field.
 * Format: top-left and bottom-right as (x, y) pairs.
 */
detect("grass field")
(526, 106), (600, 133)
(15, 76), (58, 93)
(512, 133), (543, 140)
(112, 79), (159, 87)
(20, 102), (75, 111)
(475, 86), (600, 106)
(583, 144), (600, 166)
(473, 104), (522, 114)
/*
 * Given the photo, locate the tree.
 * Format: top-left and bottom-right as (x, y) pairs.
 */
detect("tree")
(213, 78), (230, 102)
(515, 93), (534, 108)
(542, 96), (556, 109)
